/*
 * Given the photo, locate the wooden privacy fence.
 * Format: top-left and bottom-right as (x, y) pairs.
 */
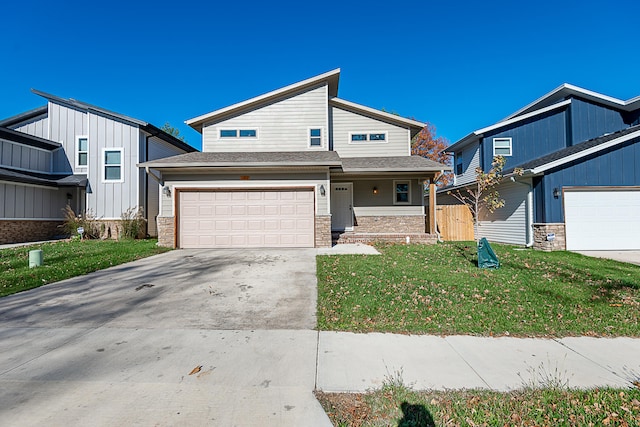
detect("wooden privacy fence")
(435, 205), (475, 241)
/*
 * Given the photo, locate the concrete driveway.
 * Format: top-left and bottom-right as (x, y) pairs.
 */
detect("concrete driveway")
(574, 250), (640, 266)
(0, 249), (331, 426)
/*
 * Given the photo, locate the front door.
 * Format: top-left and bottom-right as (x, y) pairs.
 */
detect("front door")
(330, 183), (353, 231)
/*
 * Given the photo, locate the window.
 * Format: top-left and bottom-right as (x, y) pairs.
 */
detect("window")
(309, 128), (323, 147)
(349, 132), (387, 143)
(219, 129), (258, 139)
(76, 136), (88, 167)
(493, 137), (512, 156)
(103, 148), (123, 182)
(455, 152), (463, 175)
(394, 180), (411, 205)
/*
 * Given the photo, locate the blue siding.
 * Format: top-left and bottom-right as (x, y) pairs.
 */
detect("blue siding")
(570, 99), (627, 145)
(481, 108), (567, 172)
(540, 137), (640, 222)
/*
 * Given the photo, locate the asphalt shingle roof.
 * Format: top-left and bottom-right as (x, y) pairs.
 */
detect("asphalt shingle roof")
(140, 151), (342, 167)
(340, 156), (450, 172)
(0, 167), (86, 187)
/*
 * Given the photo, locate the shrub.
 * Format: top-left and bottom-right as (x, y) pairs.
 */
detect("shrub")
(120, 207), (146, 239)
(60, 205), (101, 239)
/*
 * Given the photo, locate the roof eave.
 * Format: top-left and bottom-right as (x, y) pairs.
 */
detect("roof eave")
(329, 98), (425, 130)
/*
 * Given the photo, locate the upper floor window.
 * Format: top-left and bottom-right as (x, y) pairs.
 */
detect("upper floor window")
(455, 152), (463, 175)
(349, 132), (387, 143)
(219, 129), (258, 139)
(393, 180), (411, 205)
(103, 148), (123, 182)
(493, 137), (512, 156)
(76, 136), (88, 167)
(309, 128), (323, 147)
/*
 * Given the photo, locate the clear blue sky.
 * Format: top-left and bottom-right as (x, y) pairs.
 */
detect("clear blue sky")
(2, 0), (639, 151)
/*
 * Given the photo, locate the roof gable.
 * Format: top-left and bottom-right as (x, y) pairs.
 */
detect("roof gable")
(329, 98), (425, 134)
(186, 69), (341, 133)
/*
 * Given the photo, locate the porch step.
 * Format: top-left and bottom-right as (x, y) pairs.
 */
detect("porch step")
(332, 232), (437, 245)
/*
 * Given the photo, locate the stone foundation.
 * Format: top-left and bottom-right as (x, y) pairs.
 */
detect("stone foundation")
(353, 215), (426, 234)
(533, 223), (566, 251)
(333, 232), (437, 245)
(0, 220), (65, 244)
(315, 215), (332, 248)
(157, 216), (175, 247)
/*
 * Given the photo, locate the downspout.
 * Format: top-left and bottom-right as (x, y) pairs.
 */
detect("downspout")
(510, 177), (534, 247)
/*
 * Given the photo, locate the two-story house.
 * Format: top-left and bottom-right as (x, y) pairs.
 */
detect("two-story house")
(0, 90), (195, 244)
(439, 84), (640, 251)
(141, 69), (450, 248)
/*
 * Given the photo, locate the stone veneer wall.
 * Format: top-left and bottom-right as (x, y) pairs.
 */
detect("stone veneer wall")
(157, 217), (175, 247)
(0, 220), (64, 244)
(315, 215), (332, 248)
(353, 215), (426, 234)
(334, 232), (437, 245)
(533, 223), (566, 251)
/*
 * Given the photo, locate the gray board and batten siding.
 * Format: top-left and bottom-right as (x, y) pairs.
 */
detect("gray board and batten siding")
(201, 85), (329, 152)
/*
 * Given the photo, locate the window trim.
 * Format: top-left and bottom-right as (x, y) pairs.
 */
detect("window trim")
(102, 147), (124, 183)
(218, 128), (259, 140)
(308, 127), (324, 148)
(455, 152), (463, 176)
(393, 179), (411, 205)
(76, 135), (88, 168)
(348, 131), (388, 144)
(493, 137), (513, 156)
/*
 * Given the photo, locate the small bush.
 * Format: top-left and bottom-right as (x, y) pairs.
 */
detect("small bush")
(60, 205), (101, 239)
(120, 207), (146, 239)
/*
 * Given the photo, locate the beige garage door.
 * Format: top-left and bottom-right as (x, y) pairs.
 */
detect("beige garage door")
(179, 189), (315, 248)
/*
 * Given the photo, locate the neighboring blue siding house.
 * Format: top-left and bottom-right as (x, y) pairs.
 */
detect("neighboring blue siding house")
(440, 84), (640, 251)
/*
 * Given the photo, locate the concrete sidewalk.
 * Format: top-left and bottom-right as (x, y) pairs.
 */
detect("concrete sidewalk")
(317, 332), (640, 392)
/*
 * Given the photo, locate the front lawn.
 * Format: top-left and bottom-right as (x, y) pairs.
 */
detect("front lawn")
(317, 242), (640, 337)
(0, 239), (171, 297)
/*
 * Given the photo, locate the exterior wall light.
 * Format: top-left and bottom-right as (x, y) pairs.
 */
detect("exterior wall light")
(162, 186), (172, 198)
(372, 187), (378, 195)
(553, 187), (560, 199)
(319, 185), (326, 197)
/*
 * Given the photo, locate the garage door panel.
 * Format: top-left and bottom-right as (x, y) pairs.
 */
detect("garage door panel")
(179, 189), (315, 248)
(565, 189), (640, 250)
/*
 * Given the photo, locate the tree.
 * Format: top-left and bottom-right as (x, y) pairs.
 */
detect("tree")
(161, 122), (186, 142)
(411, 123), (452, 187)
(447, 155), (523, 242)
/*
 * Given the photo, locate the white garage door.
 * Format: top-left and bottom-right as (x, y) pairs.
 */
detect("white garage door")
(179, 189), (315, 248)
(564, 188), (640, 250)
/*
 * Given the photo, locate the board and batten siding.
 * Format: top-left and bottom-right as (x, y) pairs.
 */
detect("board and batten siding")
(202, 85), (329, 152)
(145, 136), (190, 236)
(570, 99), (628, 146)
(0, 139), (52, 173)
(330, 106), (410, 158)
(477, 179), (530, 245)
(9, 114), (49, 139)
(86, 112), (140, 219)
(160, 172), (329, 217)
(454, 142), (480, 186)
(48, 101), (88, 174)
(0, 182), (68, 219)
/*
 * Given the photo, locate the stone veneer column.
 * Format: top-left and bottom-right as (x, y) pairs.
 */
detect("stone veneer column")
(157, 217), (175, 248)
(533, 223), (566, 251)
(315, 215), (332, 248)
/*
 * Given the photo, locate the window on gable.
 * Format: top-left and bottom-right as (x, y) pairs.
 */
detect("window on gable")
(455, 152), (463, 175)
(103, 149), (123, 182)
(493, 137), (512, 156)
(349, 132), (387, 143)
(220, 129), (238, 138)
(309, 128), (323, 147)
(394, 180), (411, 205)
(77, 136), (88, 167)
(239, 129), (257, 137)
(219, 129), (258, 139)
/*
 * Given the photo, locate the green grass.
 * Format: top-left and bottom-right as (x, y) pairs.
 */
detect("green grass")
(0, 239), (171, 297)
(317, 242), (640, 337)
(316, 385), (640, 426)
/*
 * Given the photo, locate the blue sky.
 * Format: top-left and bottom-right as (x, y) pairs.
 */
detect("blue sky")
(2, 0), (639, 150)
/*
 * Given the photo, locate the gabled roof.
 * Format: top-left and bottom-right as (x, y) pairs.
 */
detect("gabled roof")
(186, 69), (341, 133)
(140, 151), (342, 168)
(0, 127), (61, 151)
(503, 83), (640, 121)
(0, 106), (48, 128)
(31, 89), (196, 153)
(507, 124), (640, 175)
(329, 98), (425, 133)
